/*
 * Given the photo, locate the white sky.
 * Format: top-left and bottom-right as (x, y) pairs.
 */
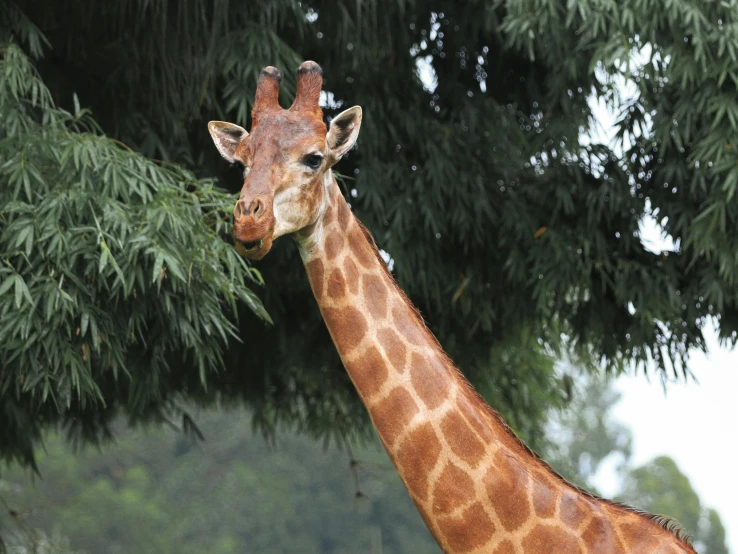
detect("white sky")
(604, 329), (738, 552)
(586, 211), (738, 553)
(586, 92), (738, 552)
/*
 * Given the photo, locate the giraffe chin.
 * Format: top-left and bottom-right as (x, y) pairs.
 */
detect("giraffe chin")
(234, 234), (273, 260)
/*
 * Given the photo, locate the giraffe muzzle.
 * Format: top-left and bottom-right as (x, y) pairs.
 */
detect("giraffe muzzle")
(233, 234), (274, 260)
(240, 239), (263, 251)
(232, 194), (276, 259)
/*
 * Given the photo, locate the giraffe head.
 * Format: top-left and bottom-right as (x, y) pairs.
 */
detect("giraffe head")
(208, 61), (362, 259)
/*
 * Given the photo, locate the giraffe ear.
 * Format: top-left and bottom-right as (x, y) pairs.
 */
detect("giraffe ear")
(208, 121), (248, 163)
(326, 106), (362, 164)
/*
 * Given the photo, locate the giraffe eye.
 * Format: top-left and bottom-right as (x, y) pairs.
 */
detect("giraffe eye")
(230, 161), (250, 177)
(302, 153), (324, 170)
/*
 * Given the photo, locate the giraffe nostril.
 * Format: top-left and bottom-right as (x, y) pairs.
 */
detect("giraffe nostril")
(235, 200), (245, 219)
(251, 198), (266, 220)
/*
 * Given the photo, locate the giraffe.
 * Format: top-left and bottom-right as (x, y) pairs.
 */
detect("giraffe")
(208, 62), (696, 554)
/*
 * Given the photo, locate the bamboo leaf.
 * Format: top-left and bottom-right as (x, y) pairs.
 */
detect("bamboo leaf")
(152, 251), (165, 284)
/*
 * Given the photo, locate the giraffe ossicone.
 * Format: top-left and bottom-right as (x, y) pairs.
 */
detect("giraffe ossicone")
(208, 61), (696, 554)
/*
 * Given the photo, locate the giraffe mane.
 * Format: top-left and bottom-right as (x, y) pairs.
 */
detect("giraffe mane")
(354, 215), (695, 551)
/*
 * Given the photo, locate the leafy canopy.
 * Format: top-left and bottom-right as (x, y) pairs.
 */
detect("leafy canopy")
(2, 0), (738, 467)
(0, 42), (268, 469)
(618, 456), (730, 554)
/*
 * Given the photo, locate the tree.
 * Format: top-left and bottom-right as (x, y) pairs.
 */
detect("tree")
(0, 43), (269, 469)
(620, 456), (702, 537)
(3, 0), (738, 466)
(1, 378), (729, 554)
(544, 372), (632, 491)
(1, 410), (441, 554)
(701, 509), (730, 554)
(619, 457), (731, 554)
(546, 374), (731, 554)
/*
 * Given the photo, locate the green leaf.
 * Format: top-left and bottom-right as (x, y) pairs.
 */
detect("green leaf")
(24, 225), (34, 257)
(0, 276), (15, 296)
(99, 244), (110, 273)
(152, 251), (165, 284)
(81, 312), (89, 336)
(13, 274), (32, 308)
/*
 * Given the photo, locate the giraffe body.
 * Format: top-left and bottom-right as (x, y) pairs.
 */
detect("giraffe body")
(208, 62), (696, 554)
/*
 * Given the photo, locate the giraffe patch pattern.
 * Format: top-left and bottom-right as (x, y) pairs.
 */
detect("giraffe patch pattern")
(298, 187), (697, 554)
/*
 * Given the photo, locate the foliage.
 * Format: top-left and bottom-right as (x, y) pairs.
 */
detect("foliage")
(501, 0), (738, 368)
(544, 371), (632, 491)
(0, 383), (731, 554)
(618, 456), (731, 554)
(702, 509), (731, 554)
(0, 524), (82, 554)
(0, 43), (269, 470)
(621, 456), (701, 538)
(0, 410), (440, 554)
(3, 0), (738, 467)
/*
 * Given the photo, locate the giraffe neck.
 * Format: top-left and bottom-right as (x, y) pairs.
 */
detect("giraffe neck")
(295, 174), (695, 554)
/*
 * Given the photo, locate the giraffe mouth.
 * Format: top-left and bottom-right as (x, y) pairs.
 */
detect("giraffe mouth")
(232, 215), (275, 259)
(233, 233), (274, 260)
(240, 239), (263, 251)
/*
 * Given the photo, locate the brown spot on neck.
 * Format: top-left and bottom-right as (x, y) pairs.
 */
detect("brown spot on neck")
(369, 387), (419, 448)
(492, 540), (515, 554)
(432, 463), (475, 515)
(326, 268), (347, 299)
(377, 328), (407, 373)
(362, 272), (389, 320)
(521, 524), (583, 553)
(485, 450), (531, 532)
(619, 521), (666, 550)
(343, 256), (360, 294)
(347, 225), (375, 268)
(324, 229), (344, 261)
(532, 476), (558, 518)
(306, 259), (325, 300)
(395, 423), (442, 502)
(390, 303), (430, 346)
(345, 345), (389, 399)
(440, 410), (486, 468)
(582, 516), (622, 552)
(560, 491), (592, 530)
(436, 502), (495, 553)
(409, 352), (452, 410)
(321, 306), (367, 356)
(337, 197), (351, 229)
